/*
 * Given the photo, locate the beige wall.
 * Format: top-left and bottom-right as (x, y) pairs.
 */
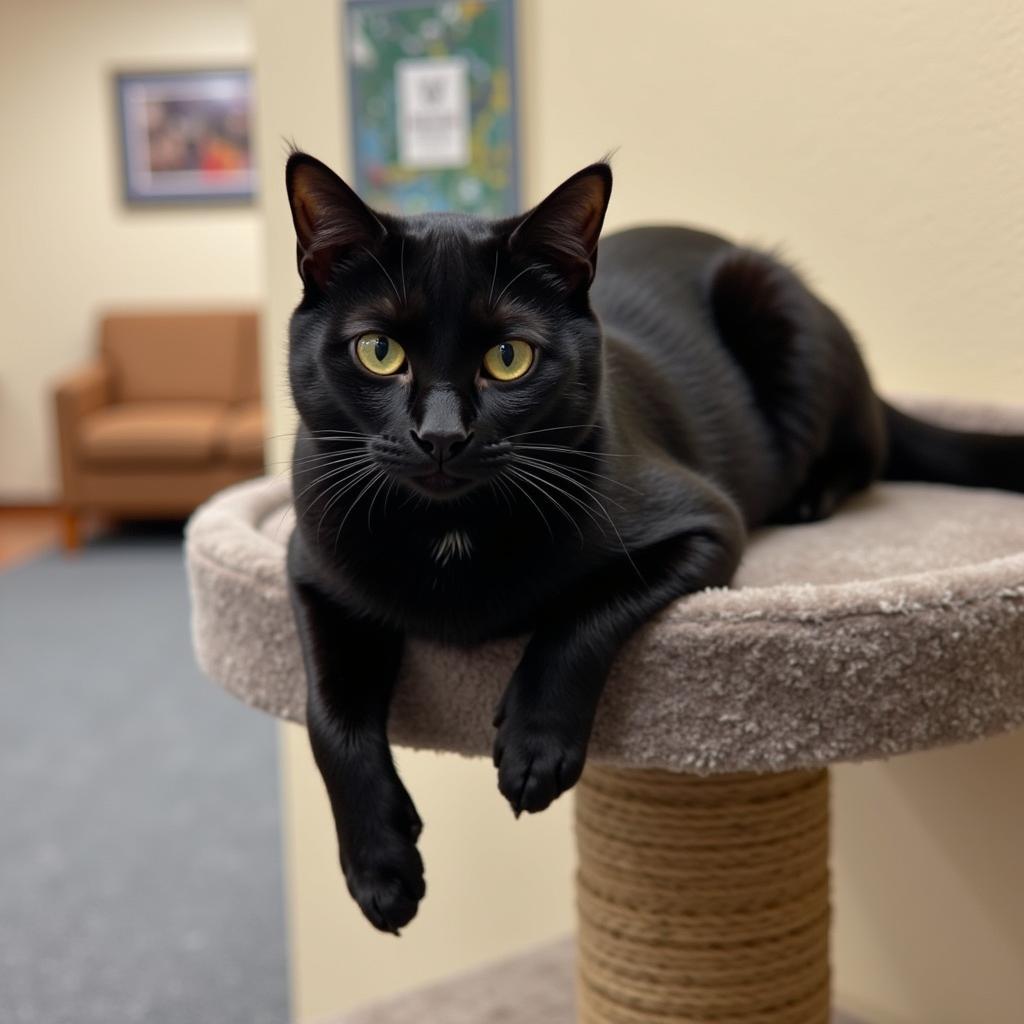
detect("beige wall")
(834, 732), (1024, 1024)
(251, 1), (1024, 1020)
(0, 0), (261, 501)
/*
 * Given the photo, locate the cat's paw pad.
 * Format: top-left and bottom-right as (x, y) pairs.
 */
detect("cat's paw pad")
(493, 723), (586, 816)
(344, 841), (426, 935)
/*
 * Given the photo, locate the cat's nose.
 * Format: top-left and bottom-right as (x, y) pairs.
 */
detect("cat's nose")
(413, 386), (471, 463)
(411, 428), (471, 463)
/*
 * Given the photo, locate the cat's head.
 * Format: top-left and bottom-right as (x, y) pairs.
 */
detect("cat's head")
(285, 151), (612, 501)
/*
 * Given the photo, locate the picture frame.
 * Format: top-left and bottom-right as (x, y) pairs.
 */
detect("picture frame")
(345, 0), (519, 216)
(114, 69), (257, 205)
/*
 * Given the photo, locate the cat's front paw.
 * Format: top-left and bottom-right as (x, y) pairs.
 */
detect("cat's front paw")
(343, 831), (426, 935)
(493, 715), (587, 816)
(338, 782), (426, 934)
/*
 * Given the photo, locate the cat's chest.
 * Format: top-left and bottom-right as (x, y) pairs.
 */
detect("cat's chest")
(334, 519), (585, 639)
(426, 528), (475, 568)
(386, 523), (540, 589)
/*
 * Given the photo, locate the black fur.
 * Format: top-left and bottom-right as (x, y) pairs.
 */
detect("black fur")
(283, 151), (1024, 932)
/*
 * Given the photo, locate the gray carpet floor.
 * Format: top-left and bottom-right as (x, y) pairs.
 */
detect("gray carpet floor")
(1, 527), (289, 1024)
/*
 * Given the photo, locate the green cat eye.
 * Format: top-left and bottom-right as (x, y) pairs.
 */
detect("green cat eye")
(483, 340), (534, 382)
(355, 333), (406, 376)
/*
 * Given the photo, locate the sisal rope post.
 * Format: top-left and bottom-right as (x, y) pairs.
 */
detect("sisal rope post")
(575, 766), (831, 1024)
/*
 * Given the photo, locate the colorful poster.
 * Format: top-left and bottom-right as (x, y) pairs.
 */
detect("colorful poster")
(346, 0), (519, 216)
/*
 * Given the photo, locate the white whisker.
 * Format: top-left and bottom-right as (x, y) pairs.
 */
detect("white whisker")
(335, 469), (388, 553)
(488, 249), (499, 306)
(360, 246), (402, 304)
(507, 466), (584, 542)
(510, 464), (605, 539)
(514, 453), (640, 494)
(366, 470), (393, 531)
(516, 443), (635, 460)
(292, 455), (374, 505)
(272, 456), (372, 538)
(504, 424), (595, 440)
(399, 236), (408, 304)
(492, 262), (545, 308)
(515, 457), (643, 581)
(501, 470), (556, 539)
(315, 464), (379, 543)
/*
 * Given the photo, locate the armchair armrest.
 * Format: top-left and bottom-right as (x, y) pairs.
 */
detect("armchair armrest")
(54, 361), (112, 501)
(55, 362), (110, 417)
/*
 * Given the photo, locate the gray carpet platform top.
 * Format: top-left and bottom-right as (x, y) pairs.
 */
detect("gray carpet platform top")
(187, 396), (1024, 775)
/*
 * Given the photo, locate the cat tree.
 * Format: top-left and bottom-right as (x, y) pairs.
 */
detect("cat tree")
(186, 396), (1024, 1024)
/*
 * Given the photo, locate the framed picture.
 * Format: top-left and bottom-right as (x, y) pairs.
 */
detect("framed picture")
(114, 69), (257, 204)
(345, 0), (519, 216)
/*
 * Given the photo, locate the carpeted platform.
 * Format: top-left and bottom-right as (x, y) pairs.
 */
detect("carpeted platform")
(188, 395), (1024, 775)
(0, 528), (288, 1024)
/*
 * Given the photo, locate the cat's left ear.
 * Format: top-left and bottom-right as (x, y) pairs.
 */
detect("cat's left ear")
(508, 163), (612, 291)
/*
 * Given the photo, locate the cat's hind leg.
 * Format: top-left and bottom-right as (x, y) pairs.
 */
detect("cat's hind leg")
(774, 432), (874, 523)
(707, 246), (886, 523)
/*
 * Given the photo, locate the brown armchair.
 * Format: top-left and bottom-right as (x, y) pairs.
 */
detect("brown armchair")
(55, 311), (265, 548)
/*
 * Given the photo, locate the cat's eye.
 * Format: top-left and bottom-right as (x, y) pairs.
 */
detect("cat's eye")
(355, 333), (406, 376)
(482, 340), (534, 382)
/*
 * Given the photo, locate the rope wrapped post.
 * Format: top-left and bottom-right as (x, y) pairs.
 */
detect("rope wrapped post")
(575, 766), (831, 1024)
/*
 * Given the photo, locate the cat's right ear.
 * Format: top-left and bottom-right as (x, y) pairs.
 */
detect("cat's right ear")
(285, 151), (385, 290)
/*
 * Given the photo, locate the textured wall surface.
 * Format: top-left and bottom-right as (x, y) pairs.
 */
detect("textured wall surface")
(519, 1), (1024, 406)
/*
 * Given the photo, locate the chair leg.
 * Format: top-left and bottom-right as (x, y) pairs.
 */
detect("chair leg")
(61, 508), (81, 552)
(575, 765), (831, 1023)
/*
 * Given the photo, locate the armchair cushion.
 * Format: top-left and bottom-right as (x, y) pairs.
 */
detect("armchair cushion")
(221, 401), (265, 465)
(79, 402), (225, 467)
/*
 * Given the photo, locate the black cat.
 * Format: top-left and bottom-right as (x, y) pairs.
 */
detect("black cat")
(284, 151), (1023, 933)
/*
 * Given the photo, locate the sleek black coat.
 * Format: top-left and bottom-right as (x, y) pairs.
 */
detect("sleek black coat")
(283, 152), (1023, 933)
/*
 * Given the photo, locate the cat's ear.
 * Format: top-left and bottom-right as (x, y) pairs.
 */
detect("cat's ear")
(508, 163), (612, 291)
(285, 151), (385, 290)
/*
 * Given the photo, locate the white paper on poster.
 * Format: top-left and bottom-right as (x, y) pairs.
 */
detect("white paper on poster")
(395, 57), (470, 169)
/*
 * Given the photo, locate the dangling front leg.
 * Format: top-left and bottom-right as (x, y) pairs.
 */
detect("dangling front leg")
(493, 493), (744, 815)
(288, 532), (425, 933)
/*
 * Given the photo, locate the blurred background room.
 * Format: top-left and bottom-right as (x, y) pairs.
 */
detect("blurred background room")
(1, 2), (1023, 1023)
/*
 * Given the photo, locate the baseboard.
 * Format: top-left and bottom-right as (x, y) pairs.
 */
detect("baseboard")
(0, 502), (58, 512)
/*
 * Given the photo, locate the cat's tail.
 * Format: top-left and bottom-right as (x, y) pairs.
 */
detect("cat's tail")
(882, 402), (1024, 492)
